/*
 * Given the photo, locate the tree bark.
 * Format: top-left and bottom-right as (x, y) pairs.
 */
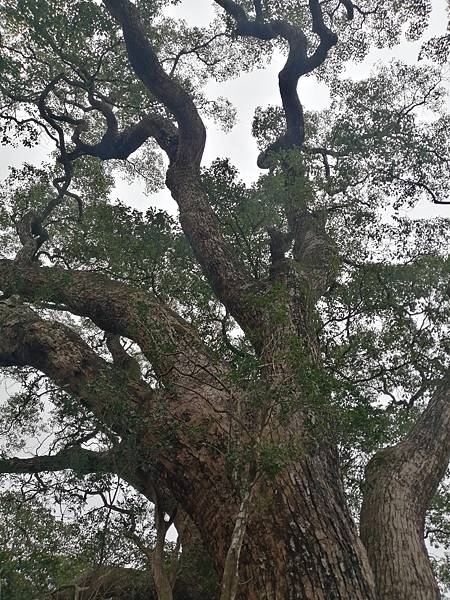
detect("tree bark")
(150, 400), (377, 599)
(1, 1), (449, 598)
(212, 460), (376, 600)
(155, 437), (377, 599)
(0, 297), (377, 599)
(360, 375), (450, 600)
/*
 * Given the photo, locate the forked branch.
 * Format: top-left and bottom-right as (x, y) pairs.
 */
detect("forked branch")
(103, 0), (206, 170)
(0, 259), (231, 410)
(214, 0), (341, 166)
(103, 0), (264, 339)
(0, 299), (156, 433)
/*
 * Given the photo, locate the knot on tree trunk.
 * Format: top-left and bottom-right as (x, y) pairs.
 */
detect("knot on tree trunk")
(14, 210), (48, 264)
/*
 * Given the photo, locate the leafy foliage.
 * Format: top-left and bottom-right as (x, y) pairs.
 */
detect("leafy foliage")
(0, 491), (90, 599)
(0, 0), (450, 595)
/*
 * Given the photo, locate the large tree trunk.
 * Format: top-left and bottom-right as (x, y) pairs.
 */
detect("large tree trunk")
(154, 417), (376, 599)
(1, 2), (448, 598)
(233, 464), (375, 599)
(0, 267), (379, 599)
(360, 375), (450, 600)
(177, 462), (376, 599)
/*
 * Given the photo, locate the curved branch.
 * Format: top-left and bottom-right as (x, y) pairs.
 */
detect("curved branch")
(70, 112), (179, 163)
(0, 442), (192, 559)
(0, 300), (156, 433)
(103, 0), (206, 170)
(10, 75), (77, 262)
(340, 0), (355, 20)
(0, 442), (166, 504)
(214, 0), (338, 167)
(102, 0), (263, 342)
(87, 85), (119, 138)
(0, 260), (231, 406)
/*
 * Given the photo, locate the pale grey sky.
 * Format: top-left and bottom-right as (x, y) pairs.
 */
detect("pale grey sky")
(1, 0), (450, 570)
(1, 0), (449, 216)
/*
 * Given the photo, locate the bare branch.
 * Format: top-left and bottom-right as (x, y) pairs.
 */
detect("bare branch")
(214, 0), (338, 167)
(0, 446), (116, 477)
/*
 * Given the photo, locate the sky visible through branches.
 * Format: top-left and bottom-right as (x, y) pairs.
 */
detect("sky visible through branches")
(1, 0), (449, 216)
(1, 0), (450, 596)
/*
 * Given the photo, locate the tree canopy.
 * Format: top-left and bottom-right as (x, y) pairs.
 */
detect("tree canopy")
(1, 1), (450, 599)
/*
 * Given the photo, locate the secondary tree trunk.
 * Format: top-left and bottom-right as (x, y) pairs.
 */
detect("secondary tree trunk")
(360, 375), (450, 600)
(360, 447), (440, 600)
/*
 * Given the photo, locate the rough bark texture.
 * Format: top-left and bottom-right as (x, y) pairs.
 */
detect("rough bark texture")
(0, 1), (448, 599)
(361, 375), (450, 600)
(0, 273), (377, 598)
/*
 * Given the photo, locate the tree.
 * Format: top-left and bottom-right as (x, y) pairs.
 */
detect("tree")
(0, 475), (217, 599)
(0, 0), (450, 598)
(0, 491), (90, 599)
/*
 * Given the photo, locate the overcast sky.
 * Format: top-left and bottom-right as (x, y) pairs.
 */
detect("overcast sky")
(1, 0), (450, 561)
(1, 0), (449, 219)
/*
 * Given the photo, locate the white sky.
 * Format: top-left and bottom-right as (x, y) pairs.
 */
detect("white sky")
(1, 0), (449, 218)
(1, 0), (450, 570)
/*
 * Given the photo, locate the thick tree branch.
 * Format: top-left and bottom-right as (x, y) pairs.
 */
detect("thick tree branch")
(106, 334), (141, 381)
(253, 0), (263, 21)
(70, 113), (179, 163)
(14, 210), (49, 265)
(214, 0), (248, 23)
(0, 443), (184, 543)
(0, 446), (116, 477)
(363, 369), (450, 518)
(290, 209), (340, 299)
(307, 0), (339, 72)
(102, 0), (264, 342)
(103, 0), (206, 170)
(340, 0), (355, 20)
(0, 300), (207, 506)
(0, 300), (156, 433)
(0, 260), (231, 409)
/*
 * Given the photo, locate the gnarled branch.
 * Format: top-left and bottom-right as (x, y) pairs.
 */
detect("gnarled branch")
(70, 112), (179, 163)
(214, 0), (339, 167)
(0, 446), (116, 477)
(102, 0), (265, 342)
(0, 299), (156, 433)
(103, 0), (206, 170)
(0, 259), (231, 412)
